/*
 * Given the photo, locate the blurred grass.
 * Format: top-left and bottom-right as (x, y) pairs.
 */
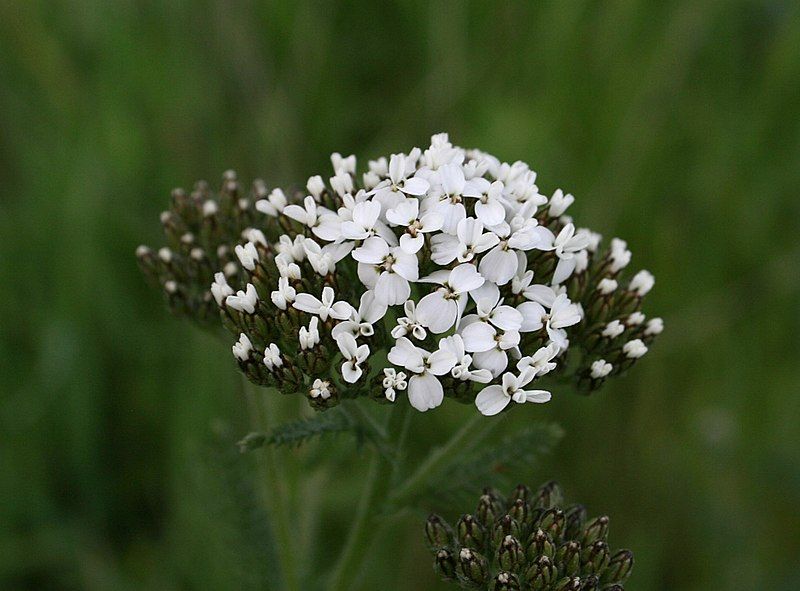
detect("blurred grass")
(1, 1), (799, 589)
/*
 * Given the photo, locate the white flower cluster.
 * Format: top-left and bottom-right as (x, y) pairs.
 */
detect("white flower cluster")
(213, 134), (661, 415)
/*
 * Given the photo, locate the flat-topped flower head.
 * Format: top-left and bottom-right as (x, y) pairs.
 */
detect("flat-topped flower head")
(142, 134), (662, 412)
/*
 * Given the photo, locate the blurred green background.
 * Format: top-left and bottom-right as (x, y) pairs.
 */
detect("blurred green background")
(2, 1), (799, 589)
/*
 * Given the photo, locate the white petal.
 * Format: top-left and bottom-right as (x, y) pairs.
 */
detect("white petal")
(388, 337), (424, 372)
(552, 257), (577, 285)
(524, 285), (557, 307)
(448, 263), (485, 294)
(352, 236), (389, 264)
(391, 249), (419, 281)
(400, 233), (424, 254)
(340, 220), (370, 241)
(408, 373), (444, 412)
(330, 301), (354, 320)
(292, 293), (322, 314)
(402, 176), (430, 196)
(375, 272), (411, 306)
(357, 263), (380, 289)
(475, 385), (510, 416)
(469, 281), (500, 308)
(478, 247), (518, 286)
(473, 348), (509, 377)
(475, 199), (505, 226)
(388, 154), (405, 185)
(416, 291), (457, 334)
(437, 201), (466, 234)
(491, 305), (523, 331)
(353, 200), (381, 228)
(427, 349), (457, 376)
(460, 322), (497, 353)
(419, 211), (444, 232)
(359, 290), (387, 324)
(517, 302), (545, 332)
(342, 361), (363, 383)
(521, 389), (552, 404)
(283, 204), (309, 225)
(386, 200), (416, 226)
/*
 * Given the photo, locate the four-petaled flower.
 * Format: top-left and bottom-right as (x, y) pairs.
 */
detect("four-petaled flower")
(475, 370), (552, 416)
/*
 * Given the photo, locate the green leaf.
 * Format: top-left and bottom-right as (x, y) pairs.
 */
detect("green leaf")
(421, 421), (564, 510)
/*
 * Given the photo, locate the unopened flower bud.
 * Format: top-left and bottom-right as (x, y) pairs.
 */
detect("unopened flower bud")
(496, 535), (525, 572)
(533, 480), (563, 509)
(563, 504), (588, 541)
(556, 540), (582, 577)
(508, 498), (531, 527)
(525, 555), (555, 590)
(456, 548), (489, 587)
(526, 528), (555, 561)
(581, 540), (610, 574)
(456, 514), (485, 551)
(425, 514), (453, 550)
(490, 571), (521, 591)
(493, 515), (521, 548)
(537, 507), (565, 540)
(602, 549), (634, 584)
(553, 576), (582, 591)
(434, 548), (457, 581)
(582, 516), (610, 546)
(580, 574), (600, 590)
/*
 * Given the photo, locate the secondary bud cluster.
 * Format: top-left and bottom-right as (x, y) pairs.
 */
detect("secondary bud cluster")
(136, 171), (258, 323)
(425, 481), (634, 590)
(138, 134), (661, 413)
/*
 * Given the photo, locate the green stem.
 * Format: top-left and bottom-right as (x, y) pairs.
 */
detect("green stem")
(242, 379), (302, 591)
(389, 412), (490, 507)
(327, 401), (410, 591)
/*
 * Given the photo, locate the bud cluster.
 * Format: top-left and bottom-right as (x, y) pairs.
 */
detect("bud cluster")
(136, 171), (259, 323)
(425, 481), (634, 590)
(138, 134), (661, 413)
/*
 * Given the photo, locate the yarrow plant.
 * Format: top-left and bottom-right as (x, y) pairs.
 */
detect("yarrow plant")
(140, 133), (662, 415)
(137, 133), (662, 591)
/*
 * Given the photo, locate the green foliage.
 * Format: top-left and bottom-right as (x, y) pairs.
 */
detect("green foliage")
(264, 407), (356, 448)
(424, 423), (565, 511)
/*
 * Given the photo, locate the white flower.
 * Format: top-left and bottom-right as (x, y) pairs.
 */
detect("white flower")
(439, 334), (492, 383)
(307, 175), (326, 200)
(549, 223), (591, 284)
(416, 264), (485, 334)
(270, 277), (296, 310)
(211, 272), (234, 305)
(382, 368), (407, 402)
(275, 254), (302, 280)
(331, 152), (356, 174)
(623, 339), (648, 358)
(430, 217), (499, 265)
(427, 162), (475, 233)
(235, 242), (259, 271)
(309, 378), (332, 399)
(468, 179), (507, 226)
(386, 199), (443, 254)
(336, 332), (370, 383)
(629, 270), (655, 296)
(463, 321), (520, 377)
(255, 188), (287, 217)
(332, 290), (388, 339)
(292, 286), (353, 321)
(590, 359), (613, 379)
(341, 200), (391, 241)
(202, 200), (218, 216)
(543, 294), (582, 349)
(226, 283), (259, 314)
(371, 153), (430, 213)
(645, 317), (664, 336)
(263, 343), (282, 370)
(387, 337), (457, 411)
(602, 320), (625, 338)
(352, 236), (419, 305)
(609, 238), (632, 272)
(158, 247), (172, 263)
(232, 333), (252, 361)
(283, 195), (319, 227)
(548, 189), (574, 217)
(516, 343), (559, 377)
(303, 240), (353, 276)
(478, 219), (550, 286)
(475, 371), (551, 416)
(390, 300), (427, 340)
(299, 317), (320, 350)
(283, 195), (340, 241)
(597, 278), (618, 295)
(330, 170), (353, 196)
(627, 312), (646, 326)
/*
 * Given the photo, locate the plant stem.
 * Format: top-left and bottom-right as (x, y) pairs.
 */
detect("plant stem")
(242, 379), (302, 591)
(327, 400), (410, 591)
(389, 412), (491, 507)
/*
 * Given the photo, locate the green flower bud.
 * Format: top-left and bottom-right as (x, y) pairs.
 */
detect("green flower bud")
(602, 549), (634, 584)
(456, 514), (486, 552)
(580, 574), (600, 590)
(510, 484), (532, 503)
(582, 516), (610, 546)
(496, 535), (525, 572)
(602, 585), (624, 591)
(456, 548), (489, 588)
(556, 540), (582, 577)
(508, 498), (531, 527)
(537, 507), (566, 541)
(553, 576), (582, 591)
(526, 528), (555, 561)
(581, 540), (610, 575)
(492, 515), (521, 548)
(524, 555), (556, 590)
(533, 480), (564, 509)
(476, 493), (502, 528)
(490, 571), (521, 591)
(434, 549), (457, 581)
(564, 504), (588, 541)
(425, 514), (454, 550)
